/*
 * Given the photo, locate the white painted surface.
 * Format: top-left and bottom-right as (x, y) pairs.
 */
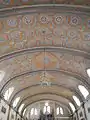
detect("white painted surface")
(84, 99), (90, 120)
(16, 114), (21, 120)
(9, 108), (16, 120)
(73, 112), (78, 120)
(78, 106), (86, 120)
(0, 99), (9, 120)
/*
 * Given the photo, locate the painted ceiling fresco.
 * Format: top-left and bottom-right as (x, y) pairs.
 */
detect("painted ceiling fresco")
(0, 0), (90, 9)
(0, 5), (90, 116)
(0, 12), (90, 57)
(0, 51), (88, 78)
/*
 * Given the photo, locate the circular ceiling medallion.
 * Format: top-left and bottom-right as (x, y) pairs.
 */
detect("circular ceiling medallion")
(70, 16), (80, 26)
(23, 15), (34, 25)
(7, 18), (17, 27)
(54, 16), (64, 25)
(40, 16), (49, 24)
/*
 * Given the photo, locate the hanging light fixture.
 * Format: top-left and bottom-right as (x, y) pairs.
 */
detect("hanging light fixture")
(40, 71), (52, 87)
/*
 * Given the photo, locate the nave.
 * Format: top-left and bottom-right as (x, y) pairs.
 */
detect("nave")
(0, 0), (90, 120)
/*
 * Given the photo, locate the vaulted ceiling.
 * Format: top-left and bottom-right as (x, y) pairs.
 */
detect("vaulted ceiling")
(0, 1), (90, 117)
(0, 0), (90, 8)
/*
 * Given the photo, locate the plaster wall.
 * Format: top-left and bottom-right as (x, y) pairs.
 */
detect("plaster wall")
(0, 99), (9, 120)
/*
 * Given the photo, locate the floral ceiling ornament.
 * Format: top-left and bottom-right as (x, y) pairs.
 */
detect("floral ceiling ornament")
(40, 71), (52, 87)
(70, 16), (80, 26)
(7, 19), (17, 27)
(54, 16), (64, 25)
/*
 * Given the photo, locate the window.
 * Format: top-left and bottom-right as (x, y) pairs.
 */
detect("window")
(13, 97), (20, 108)
(69, 102), (75, 113)
(47, 106), (50, 113)
(35, 108), (38, 115)
(43, 102), (50, 114)
(73, 96), (81, 106)
(30, 108), (38, 116)
(4, 87), (14, 100)
(78, 85), (89, 99)
(23, 109), (26, 116)
(56, 107), (63, 115)
(56, 107), (59, 115)
(87, 69), (90, 77)
(31, 108), (34, 115)
(0, 71), (5, 82)
(45, 102), (48, 106)
(60, 107), (63, 115)
(43, 106), (47, 114)
(18, 104), (25, 113)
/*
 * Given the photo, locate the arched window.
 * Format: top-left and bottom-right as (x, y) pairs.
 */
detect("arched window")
(0, 71), (5, 82)
(43, 102), (50, 114)
(13, 97), (20, 108)
(35, 108), (38, 115)
(4, 87), (14, 100)
(18, 104), (25, 113)
(87, 69), (90, 77)
(47, 106), (50, 113)
(56, 107), (63, 115)
(73, 96), (80, 106)
(30, 108), (38, 116)
(31, 108), (34, 115)
(60, 107), (63, 115)
(43, 106), (47, 114)
(78, 85), (89, 99)
(56, 107), (59, 115)
(69, 102), (75, 113)
(23, 109), (26, 116)
(45, 102), (48, 106)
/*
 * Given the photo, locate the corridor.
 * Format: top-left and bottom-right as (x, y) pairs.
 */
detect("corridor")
(0, 0), (90, 120)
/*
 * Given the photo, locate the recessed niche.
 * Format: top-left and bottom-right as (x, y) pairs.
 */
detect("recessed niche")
(11, 114), (14, 119)
(88, 107), (90, 113)
(1, 106), (6, 114)
(79, 112), (83, 117)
